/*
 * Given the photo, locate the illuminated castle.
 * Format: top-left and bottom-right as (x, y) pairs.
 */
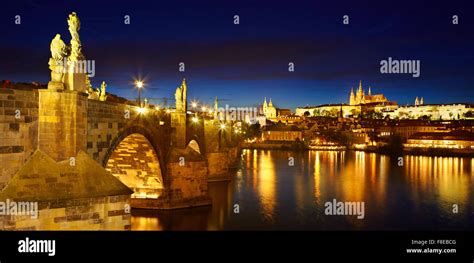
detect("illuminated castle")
(349, 81), (388, 105)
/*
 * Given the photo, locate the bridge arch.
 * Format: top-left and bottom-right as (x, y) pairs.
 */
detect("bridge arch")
(103, 125), (167, 199)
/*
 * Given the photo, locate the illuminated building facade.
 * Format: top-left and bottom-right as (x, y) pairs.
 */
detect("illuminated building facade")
(262, 126), (303, 141)
(385, 102), (473, 120)
(404, 130), (474, 149)
(379, 121), (448, 140)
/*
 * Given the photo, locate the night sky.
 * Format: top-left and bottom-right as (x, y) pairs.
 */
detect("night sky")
(0, 0), (473, 110)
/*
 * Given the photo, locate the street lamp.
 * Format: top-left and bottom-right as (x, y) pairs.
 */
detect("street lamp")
(137, 107), (147, 114)
(135, 80), (144, 106)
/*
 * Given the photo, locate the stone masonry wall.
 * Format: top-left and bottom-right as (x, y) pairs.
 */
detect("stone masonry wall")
(166, 160), (208, 199)
(87, 100), (136, 164)
(206, 152), (230, 180)
(0, 195), (130, 230)
(0, 89), (39, 190)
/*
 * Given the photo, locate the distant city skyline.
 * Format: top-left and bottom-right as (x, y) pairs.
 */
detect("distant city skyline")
(1, 1), (473, 109)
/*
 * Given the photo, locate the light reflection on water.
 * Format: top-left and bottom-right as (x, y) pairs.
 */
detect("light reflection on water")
(132, 150), (473, 230)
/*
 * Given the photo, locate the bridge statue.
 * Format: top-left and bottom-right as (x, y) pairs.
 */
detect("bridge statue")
(175, 78), (187, 112)
(67, 12), (83, 62)
(98, 81), (108, 101)
(85, 75), (95, 94)
(47, 12), (86, 92)
(48, 34), (67, 84)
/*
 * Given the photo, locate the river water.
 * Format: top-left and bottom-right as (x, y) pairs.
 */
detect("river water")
(131, 149), (474, 230)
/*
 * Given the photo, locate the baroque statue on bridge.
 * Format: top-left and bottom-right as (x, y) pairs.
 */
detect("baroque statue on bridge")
(48, 34), (67, 83)
(85, 75), (94, 94)
(96, 81), (108, 101)
(67, 12), (83, 62)
(175, 78), (187, 113)
(48, 12), (89, 92)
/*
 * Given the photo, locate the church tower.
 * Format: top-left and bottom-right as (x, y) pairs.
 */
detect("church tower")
(349, 87), (355, 105)
(263, 98), (277, 118)
(368, 86), (372, 96)
(268, 98), (275, 118)
(356, 80), (365, 104)
(415, 97), (419, 106)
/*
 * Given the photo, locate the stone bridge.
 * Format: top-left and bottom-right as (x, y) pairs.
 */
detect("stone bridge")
(83, 79), (240, 209)
(0, 12), (241, 230)
(0, 80), (240, 230)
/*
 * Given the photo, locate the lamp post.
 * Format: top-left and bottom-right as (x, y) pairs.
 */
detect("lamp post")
(135, 80), (144, 106)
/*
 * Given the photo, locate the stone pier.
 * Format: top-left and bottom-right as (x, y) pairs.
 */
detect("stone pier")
(38, 89), (88, 161)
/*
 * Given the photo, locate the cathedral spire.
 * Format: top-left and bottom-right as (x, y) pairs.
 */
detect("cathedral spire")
(368, 86), (371, 96)
(415, 97), (419, 106)
(357, 80), (364, 96)
(356, 81), (364, 104)
(269, 98), (273, 107)
(349, 87), (355, 105)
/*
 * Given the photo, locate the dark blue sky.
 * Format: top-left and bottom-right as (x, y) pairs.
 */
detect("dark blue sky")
(1, 0), (473, 109)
